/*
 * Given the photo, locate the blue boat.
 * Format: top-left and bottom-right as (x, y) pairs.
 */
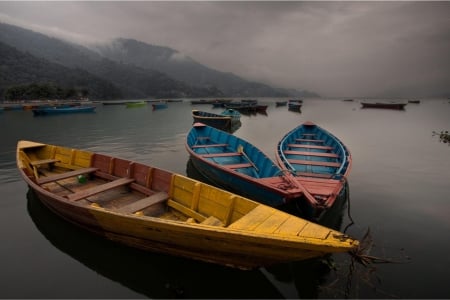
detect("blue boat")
(186, 123), (306, 208)
(276, 121), (352, 219)
(32, 105), (96, 116)
(151, 102), (168, 110)
(192, 109), (241, 133)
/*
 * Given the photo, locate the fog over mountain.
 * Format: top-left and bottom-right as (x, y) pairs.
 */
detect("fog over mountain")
(1, 1), (449, 98)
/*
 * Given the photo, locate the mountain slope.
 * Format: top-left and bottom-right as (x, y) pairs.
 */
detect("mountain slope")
(0, 23), (223, 99)
(0, 41), (122, 100)
(94, 38), (293, 97)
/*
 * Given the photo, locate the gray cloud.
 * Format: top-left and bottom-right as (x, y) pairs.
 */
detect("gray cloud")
(1, 1), (449, 97)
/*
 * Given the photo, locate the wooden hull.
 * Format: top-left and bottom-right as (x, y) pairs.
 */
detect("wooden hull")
(192, 110), (241, 133)
(361, 102), (407, 110)
(276, 121), (352, 220)
(126, 101), (146, 108)
(17, 140), (358, 269)
(186, 123), (307, 208)
(32, 106), (96, 115)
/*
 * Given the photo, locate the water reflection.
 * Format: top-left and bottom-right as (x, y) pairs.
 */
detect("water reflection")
(186, 158), (354, 298)
(26, 189), (284, 299)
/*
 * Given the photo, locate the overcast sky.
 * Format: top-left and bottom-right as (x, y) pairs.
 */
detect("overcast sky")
(1, 1), (449, 97)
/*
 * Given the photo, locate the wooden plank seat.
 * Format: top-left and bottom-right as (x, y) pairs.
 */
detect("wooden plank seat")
(295, 138), (324, 143)
(287, 159), (340, 168)
(295, 172), (333, 179)
(66, 177), (135, 201)
(202, 152), (242, 158)
(192, 143), (228, 148)
(30, 158), (60, 166)
(224, 163), (253, 169)
(284, 150), (339, 158)
(115, 192), (169, 214)
(301, 133), (316, 136)
(37, 167), (99, 185)
(287, 144), (333, 150)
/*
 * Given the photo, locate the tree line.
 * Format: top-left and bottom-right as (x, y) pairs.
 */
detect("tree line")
(3, 83), (89, 101)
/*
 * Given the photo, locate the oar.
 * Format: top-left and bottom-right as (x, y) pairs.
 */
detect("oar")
(237, 145), (259, 172)
(281, 171), (319, 206)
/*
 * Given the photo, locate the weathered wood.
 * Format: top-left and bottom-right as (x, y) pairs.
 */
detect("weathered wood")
(115, 192), (169, 214)
(30, 158), (60, 166)
(66, 177), (135, 201)
(287, 159), (340, 167)
(192, 143), (228, 148)
(37, 167), (98, 184)
(295, 138), (324, 143)
(284, 150), (339, 158)
(201, 216), (224, 226)
(287, 144), (333, 150)
(224, 163), (252, 169)
(167, 199), (207, 222)
(201, 152), (242, 158)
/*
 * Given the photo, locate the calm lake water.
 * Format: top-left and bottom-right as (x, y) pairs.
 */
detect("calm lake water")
(1, 98), (449, 299)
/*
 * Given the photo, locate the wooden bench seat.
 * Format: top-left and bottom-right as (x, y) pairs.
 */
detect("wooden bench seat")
(30, 158), (60, 166)
(224, 163), (253, 169)
(37, 167), (99, 185)
(116, 192), (169, 214)
(287, 159), (340, 168)
(295, 138), (325, 143)
(192, 143), (228, 149)
(284, 150), (339, 158)
(202, 152), (242, 158)
(66, 177), (135, 201)
(287, 144), (333, 150)
(295, 172), (333, 179)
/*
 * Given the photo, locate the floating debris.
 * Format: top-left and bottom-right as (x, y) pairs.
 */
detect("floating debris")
(432, 130), (450, 145)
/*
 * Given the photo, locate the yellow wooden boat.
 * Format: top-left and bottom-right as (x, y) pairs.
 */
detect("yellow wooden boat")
(16, 140), (359, 269)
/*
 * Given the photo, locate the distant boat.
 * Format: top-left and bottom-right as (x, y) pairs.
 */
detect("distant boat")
(192, 109), (241, 133)
(361, 102), (407, 110)
(276, 121), (352, 220)
(17, 140), (358, 270)
(275, 101), (287, 107)
(408, 100), (420, 104)
(342, 99), (354, 102)
(126, 101), (146, 108)
(152, 102), (168, 110)
(32, 106), (96, 116)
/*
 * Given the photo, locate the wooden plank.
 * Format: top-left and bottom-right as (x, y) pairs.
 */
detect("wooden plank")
(294, 172), (333, 179)
(224, 163), (252, 169)
(115, 192), (169, 214)
(66, 177), (135, 201)
(30, 158), (60, 166)
(201, 152), (242, 158)
(201, 216), (224, 226)
(167, 199), (207, 222)
(228, 206), (273, 231)
(37, 167), (99, 184)
(287, 159), (340, 167)
(192, 143), (228, 148)
(284, 150), (339, 158)
(287, 144), (333, 150)
(295, 138), (324, 143)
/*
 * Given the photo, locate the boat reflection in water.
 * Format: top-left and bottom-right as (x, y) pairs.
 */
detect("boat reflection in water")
(26, 188), (284, 299)
(186, 158), (354, 298)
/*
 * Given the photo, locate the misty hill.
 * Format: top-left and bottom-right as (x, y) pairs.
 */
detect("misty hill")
(94, 38), (301, 97)
(0, 23), (224, 99)
(0, 41), (122, 100)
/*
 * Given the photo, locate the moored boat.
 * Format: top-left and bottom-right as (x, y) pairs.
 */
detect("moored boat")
(17, 140), (358, 269)
(32, 105), (96, 115)
(361, 102), (407, 110)
(126, 101), (146, 108)
(152, 102), (168, 110)
(186, 123), (324, 215)
(276, 121), (352, 220)
(192, 109), (241, 133)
